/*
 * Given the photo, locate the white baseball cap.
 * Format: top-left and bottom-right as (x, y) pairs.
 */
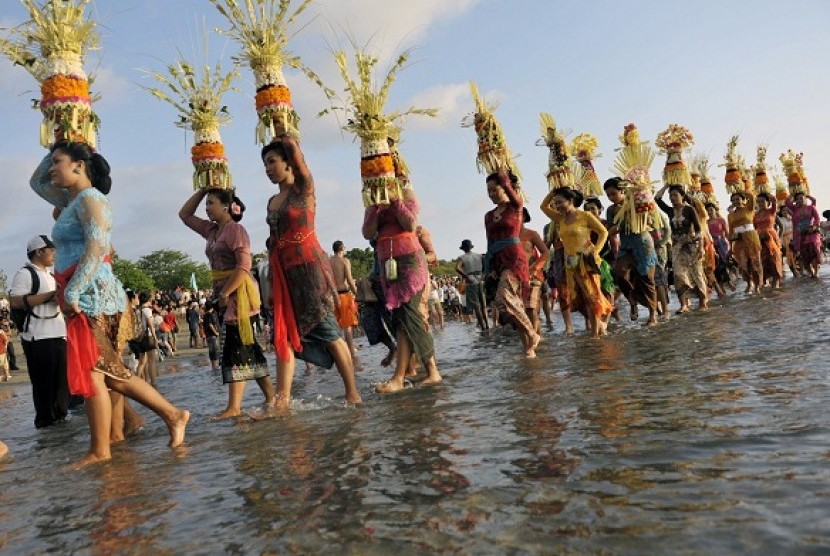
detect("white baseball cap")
(27, 235), (55, 254)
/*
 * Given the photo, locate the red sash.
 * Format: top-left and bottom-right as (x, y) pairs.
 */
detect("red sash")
(54, 263), (98, 398)
(269, 249), (302, 361)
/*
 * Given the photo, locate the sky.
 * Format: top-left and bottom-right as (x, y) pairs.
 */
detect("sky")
(1, 0), (829, 283)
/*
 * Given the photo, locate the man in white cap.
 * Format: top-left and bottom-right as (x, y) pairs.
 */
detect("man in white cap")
(9, 235), (68, 428)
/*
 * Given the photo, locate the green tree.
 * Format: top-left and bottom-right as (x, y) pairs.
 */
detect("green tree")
(345, 247), (375, 279)
(111, 256), (155, 292)
(432, 259), (459, 276)
(137, 249), (211, 292)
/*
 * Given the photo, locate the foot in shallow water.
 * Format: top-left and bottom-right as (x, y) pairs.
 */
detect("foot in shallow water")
(419, 375), (443, 387)
(68, 452), (111, 471)
(168, 410), (190, 448)
(210, 408), (242, 421)
(375, 380), (405, 394)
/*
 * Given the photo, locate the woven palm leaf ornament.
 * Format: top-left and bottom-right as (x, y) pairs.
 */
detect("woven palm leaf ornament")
(721, 135), (744, 195)
(210, 0), (312, 144)
(655, 123), (694, 189)
(314, 47), (437, 207)
(0, 0), (100, 148)
(694, 154), (718, 207)
(144, 54), (239, 190)
(689, 153), (702, 193)
(611, 123), (658, 234)
(387, 124), (410, 183)
(462, 82), (524, 200)
(773, 171), (789, 202)
(780, 149), (808, 197)
(753, 145), (772, 195)
(738, 154), (753, 195)
(570, 132), (602, 197)
(536, 113), (572, 189)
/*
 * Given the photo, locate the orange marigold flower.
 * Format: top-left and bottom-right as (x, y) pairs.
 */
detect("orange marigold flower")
(360, 154), (395, 178)
(255, 85), (292, 110)
(41, 74), (90, 102)
(191, 142), (226, 160)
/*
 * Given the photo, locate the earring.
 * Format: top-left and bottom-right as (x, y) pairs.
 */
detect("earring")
(223, 207), (229, 212)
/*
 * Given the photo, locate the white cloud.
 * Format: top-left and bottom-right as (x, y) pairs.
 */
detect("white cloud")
(404, 82), (473, 132)
(309, 0), (481, 59)
(88, 65), (130, 106)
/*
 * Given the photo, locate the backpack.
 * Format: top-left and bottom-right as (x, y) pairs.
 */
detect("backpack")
(10, 265), (40, 333)
(127, 306), (157, 354)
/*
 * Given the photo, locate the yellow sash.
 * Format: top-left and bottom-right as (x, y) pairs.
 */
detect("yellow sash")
(211, 270), (260, 345)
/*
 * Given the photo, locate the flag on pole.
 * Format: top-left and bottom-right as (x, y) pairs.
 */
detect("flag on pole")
(190, 271), (198, 292)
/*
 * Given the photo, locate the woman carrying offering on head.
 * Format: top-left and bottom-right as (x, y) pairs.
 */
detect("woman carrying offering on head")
(179, 188), (276, 419)
(786, 192), (822, 279)
(655, 185), (708, 312)
(362, 186), (442, 392)
(540, 187), (613, 337)
(31, 142), (189, 468)
(727, 191), (763, 293)
(264, 134), (362, 407)
(484, 172), (541, 356)
(753, 192), (783, 289)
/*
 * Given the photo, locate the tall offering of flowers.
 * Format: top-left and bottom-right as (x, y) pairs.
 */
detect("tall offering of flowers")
(145, 58), (238, 190)
(463, 82), (524, 199)
(0, 0), (99, 148)
(570, 132), (602, 197)
(779, 150), (808, 197)
(753, 145), (772, 195)
(722, 135), (744, 195)
(611, 123), (658, 234)
(655, 123), (694, 189)
(537, 113), (572, 190)
(312, 47), (436, 206)
(210, 0), (312, 143)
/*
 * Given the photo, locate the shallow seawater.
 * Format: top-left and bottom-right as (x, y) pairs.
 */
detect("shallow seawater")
(1, 275), (829, 555)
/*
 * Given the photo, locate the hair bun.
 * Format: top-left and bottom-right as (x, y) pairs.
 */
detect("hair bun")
(91, 152), (112, 195)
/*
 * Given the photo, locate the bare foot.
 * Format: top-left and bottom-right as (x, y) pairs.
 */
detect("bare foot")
(269, 395), (291, 412)
(525, 348), (537, 358)
(529, 332), (541, 351)
(248, 402), (284, 421)
(419, 375), (443, 387)
(69, 452), (111, 470)
(168, 410), (190, 448)
(110, 434), (125, 444)
(0, 440), (9, 459)
(375, 380), (405, 394)
(346, 393), (363, 405)
(645, 318), (657, 327)
(210, 409), (242, 421)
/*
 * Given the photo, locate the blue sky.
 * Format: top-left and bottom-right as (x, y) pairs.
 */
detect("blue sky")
(1, 0), (829, 282)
